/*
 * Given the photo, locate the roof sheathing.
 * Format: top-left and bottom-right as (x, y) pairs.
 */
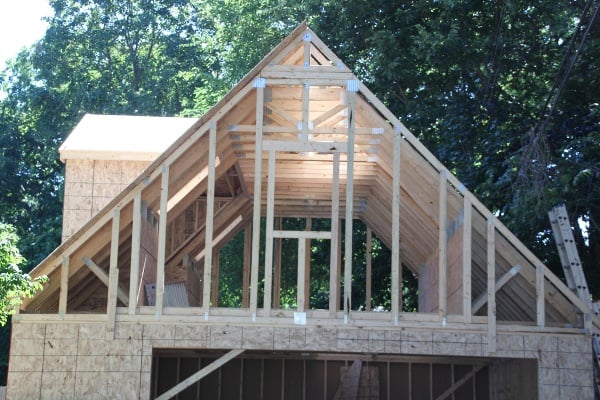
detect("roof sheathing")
(59, 114), (197, 162)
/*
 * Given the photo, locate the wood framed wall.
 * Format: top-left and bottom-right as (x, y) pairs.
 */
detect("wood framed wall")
(19, 23), (597, 345)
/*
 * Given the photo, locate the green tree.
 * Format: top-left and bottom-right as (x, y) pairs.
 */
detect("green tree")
(0, 223), (46, 385)
(0, 223), (45, 325)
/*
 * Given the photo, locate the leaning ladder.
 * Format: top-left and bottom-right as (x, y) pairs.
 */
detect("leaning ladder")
(548, 204), (600, 398)
(548, 204), (591, 308)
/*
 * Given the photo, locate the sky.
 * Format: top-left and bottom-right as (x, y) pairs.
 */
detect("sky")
(0, 0), (53, 69)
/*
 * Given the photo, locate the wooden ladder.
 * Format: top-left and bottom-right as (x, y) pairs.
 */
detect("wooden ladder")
(548, 204), (591, 308)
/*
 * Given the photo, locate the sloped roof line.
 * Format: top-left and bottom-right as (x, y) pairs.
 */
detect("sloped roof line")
(24, 23), (595, 325)
(353, 85), (595, 321)
(26, 22), (310, 280)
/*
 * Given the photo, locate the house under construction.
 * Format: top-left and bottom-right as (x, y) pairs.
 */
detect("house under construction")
(7, 23), (596, 399)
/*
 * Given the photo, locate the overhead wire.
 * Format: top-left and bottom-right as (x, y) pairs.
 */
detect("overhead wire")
(515, 0), (599, 197)
(535, 0), (600, 134)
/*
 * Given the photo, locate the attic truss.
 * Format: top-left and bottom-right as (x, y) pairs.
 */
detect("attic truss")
(20, 23), (597, 352)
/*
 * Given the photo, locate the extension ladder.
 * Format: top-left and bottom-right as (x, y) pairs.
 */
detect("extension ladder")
(549, 205), (600, 398)
(548, 204), (591, 308)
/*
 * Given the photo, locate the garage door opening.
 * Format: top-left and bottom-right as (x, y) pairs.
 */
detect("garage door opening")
(151, 350), (537, 399)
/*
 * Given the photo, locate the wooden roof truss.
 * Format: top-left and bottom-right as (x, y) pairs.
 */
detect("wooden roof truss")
(19, 24), (597, 350)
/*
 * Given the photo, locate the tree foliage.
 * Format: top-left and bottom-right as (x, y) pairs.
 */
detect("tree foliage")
(0, 223), (45, 326)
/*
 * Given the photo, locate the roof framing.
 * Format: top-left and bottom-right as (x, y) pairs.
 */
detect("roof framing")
(20, 23), (597, 341)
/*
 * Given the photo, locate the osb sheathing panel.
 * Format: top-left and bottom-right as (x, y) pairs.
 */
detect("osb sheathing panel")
(7, 321), (593, 399)
(62, 159), (151, 242)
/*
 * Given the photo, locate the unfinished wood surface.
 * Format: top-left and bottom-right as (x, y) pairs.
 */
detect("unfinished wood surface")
(106, 208), (120, 336)
(155, 165), (169, 316)
(391, 127), (401, 323)
(264, 150), (276, 314)
(536, 264), (545, 328)
(472, 264), (521, 313)
(333, 359), (362, 400)
(366, 228), (372, 312)
(344, 83), (357, 321)
(203, 121), (217, 316)
(59, 256), (69, 314)
(433, 364), (486, 400)
(250, 78), (265, 320)
(301, 83), (310, 139)
(297, 239), (306, 313)
(304, 217), (312, 310)
(330, 153), (340, 316)
(438, 170), (447, 322)
(272, 218), (282, 309)
(211, 251), (219, 307)
(303, 33), (311, 67)
(487, 217), (496, 354)
(242, 224), (251, 308)
(272, 230), (331, 240)
(21, 23), (598, 342)
(81, 256), (128, 305)
(128, 191), (142, 314)
(462, 197), (472, 323)
(155, 349), (245, 400)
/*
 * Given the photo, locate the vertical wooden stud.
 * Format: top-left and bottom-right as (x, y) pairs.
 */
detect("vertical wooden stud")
(329, 153), (340, 316)
(211, 250), (219, 307)
(59, 256), (69, 315)
(298, 239), (306, 313)
(366, 228), (372, 312)
(242, 224), (251, 308)
(301, 83), (310, 140)
(462, 196), (472, 323)
(487, 217), (496, 354)
(391, 126), (401, 323)
(408, 362), (412, 399)
(337, 221), (343, 312)
(273, 218), (282, 309)
(536, 264), (545, 328)
(107, 208), (120, 336)
(129, 191), (142, 315)
(203, 121), (217, 317)
(439, 170), (448, 323)
(302, 31), (312, 139)
(250, 77), (266, 320)
(303, 32), (311, 67)
(344, 81), (358, 322)
(264, 150), (276, 314)
(304, 217), (312, 310)
(156, 164), (169, 316)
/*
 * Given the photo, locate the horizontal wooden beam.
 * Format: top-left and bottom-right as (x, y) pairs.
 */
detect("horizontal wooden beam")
(261, 65), (354, 80)
(263, 139), (347, 153)
(272, 230), (331, 240)
(229, 125), (384, 135)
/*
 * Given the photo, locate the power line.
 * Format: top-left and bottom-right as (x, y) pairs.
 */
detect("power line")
(535, 0), (599, 135)
(516, 0), (599, 189)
